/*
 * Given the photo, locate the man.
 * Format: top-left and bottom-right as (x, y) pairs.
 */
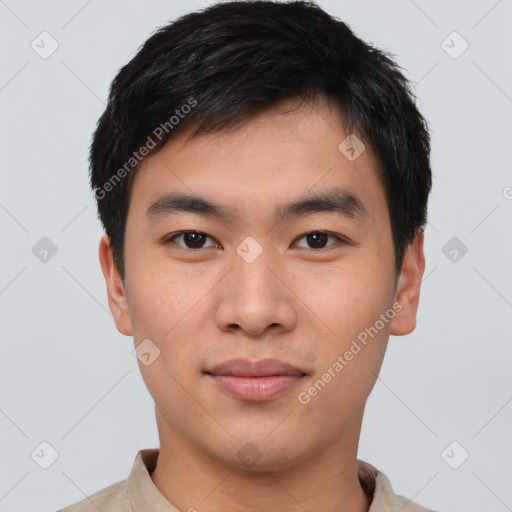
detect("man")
(60, 1), (435, 510)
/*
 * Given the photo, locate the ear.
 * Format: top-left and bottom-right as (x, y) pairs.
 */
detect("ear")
(98, 234), (133, 336)
(389, 229), (426, 336)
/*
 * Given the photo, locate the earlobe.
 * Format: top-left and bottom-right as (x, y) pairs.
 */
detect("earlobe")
(389, 229), (426, 336)
(98, 234), (133, 336)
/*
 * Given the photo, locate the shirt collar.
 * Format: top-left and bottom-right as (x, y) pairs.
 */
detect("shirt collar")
(127, 448), (394, 511)
(127, 449), (179, 511)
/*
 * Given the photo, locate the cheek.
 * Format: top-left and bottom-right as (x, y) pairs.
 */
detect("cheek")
(130, 275), (203, 417)
(127, 260), (194, 338)
(127, 263), (212, 378)
(297, 296), (390, 425)
(302, 264), (393, 395)
(306, 267), (390, 341)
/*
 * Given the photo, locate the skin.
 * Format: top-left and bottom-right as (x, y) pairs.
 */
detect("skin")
(99, 98), (425, 512)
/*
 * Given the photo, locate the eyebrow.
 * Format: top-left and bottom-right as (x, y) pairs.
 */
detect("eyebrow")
(146, 188), (368, 224)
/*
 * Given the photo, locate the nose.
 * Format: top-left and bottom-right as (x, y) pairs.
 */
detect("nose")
(214, 247), (297, 337)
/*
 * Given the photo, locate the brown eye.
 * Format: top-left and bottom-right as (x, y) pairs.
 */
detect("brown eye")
(165, 231), (218, 249)
(294, 231), (344, 250)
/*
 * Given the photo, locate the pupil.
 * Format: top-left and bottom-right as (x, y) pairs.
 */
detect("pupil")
(185, 232), (204, 248)
(307, 232), (327, 248)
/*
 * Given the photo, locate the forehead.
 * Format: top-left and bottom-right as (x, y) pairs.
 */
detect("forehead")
(128, 99), (386, 226)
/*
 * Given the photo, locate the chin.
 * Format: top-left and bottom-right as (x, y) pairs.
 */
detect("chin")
(213, 436), (314, 474)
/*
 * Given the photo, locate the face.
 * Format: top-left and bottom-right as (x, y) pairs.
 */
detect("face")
(100, 98), (425, 472)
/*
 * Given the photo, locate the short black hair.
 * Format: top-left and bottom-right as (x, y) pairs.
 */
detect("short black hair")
(90, 0), (432, 282)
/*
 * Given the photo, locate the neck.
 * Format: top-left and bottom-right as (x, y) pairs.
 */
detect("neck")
(150, 405), (372, 512)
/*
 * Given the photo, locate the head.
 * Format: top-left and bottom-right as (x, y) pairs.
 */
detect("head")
(94, 0), (431, 471)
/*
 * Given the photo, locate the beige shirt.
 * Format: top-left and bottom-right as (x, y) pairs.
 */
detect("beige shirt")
(59, 449), (436, 512)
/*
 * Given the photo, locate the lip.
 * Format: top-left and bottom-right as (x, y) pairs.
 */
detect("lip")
(205, 358), (307, 377)
(204, 358), (307, 402)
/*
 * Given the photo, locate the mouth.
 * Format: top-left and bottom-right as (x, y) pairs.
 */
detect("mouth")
(204, 358), (308, 402)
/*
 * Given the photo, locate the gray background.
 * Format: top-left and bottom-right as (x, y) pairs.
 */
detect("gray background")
(1, 0), (511, 511)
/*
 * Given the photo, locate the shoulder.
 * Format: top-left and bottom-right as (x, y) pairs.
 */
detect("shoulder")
(358, 460), (438, 512)
(57, 478), (132, 512)
(387, 490), (438, 512)
(374, 469), (438, 512)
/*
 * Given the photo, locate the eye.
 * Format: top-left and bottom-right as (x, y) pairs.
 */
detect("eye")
(163, 230), (346, 251)
(293, 231), (345, 250)
(164, 231), (219, 249)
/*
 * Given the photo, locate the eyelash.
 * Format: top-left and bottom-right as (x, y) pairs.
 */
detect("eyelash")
(163, 230), (347, 251)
